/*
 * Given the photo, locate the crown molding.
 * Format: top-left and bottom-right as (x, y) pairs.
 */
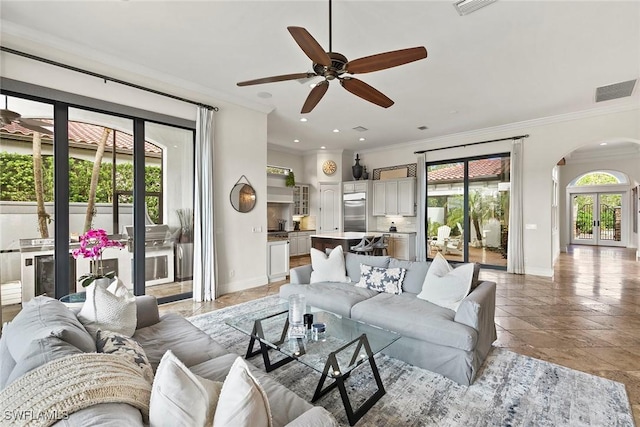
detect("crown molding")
(266, 143), (306, 155)
(358, 102), (640, 155)
(0, 20), (274, 115)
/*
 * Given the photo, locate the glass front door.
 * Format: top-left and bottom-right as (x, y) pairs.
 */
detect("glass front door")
(571, 192), (624, 246)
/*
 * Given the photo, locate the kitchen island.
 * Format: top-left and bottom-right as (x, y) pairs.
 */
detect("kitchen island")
(311, 231), (382, 254)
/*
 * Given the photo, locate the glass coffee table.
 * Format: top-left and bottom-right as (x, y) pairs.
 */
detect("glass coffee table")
(226, 303), (400, 426)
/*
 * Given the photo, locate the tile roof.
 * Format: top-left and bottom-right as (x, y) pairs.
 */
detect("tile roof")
(428, 158), (509, 182)
(0, 120), (162, 156)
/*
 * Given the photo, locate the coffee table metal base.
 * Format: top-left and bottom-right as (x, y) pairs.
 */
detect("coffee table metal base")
(310, 334), (385, 426)
(245, 329), (384, 426)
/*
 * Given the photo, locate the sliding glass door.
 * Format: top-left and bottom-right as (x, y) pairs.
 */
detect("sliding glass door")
(1, 90), (195, 303)
(426, 153), (510, 268)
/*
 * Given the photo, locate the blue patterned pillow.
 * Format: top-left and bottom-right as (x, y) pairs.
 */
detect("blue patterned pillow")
(355, 264), (406, 294)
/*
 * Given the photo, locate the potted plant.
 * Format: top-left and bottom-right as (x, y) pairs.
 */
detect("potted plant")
(286, 171), (296, 187)
(72, 228), (125, 287)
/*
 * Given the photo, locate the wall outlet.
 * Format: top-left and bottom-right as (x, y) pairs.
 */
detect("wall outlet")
(525, 224), (537, 230)
(229, 270), (235, 278)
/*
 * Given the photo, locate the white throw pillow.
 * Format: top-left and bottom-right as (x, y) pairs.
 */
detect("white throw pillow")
(77, 277), (137, 338)
(417, 253), (474, 311)
(149, 350), (222, 427)
(309, 246), (350, 283)
(213, 357), (273, 427)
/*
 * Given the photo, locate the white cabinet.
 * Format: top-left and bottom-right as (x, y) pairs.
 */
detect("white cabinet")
(372, 178), (416, 216)
(343, 181), (368, 194)
(267, 240), (290, 282)
(397, 179), (416, 216)
(293, 184), (310, 216)
(388, 233), (416, 261)
(320, 184), (340, 232)
(373, 181), (386, 216)
(288, 231), (313, 256)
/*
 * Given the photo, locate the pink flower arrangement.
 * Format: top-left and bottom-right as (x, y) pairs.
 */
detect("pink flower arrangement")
(72, 228), (125, 287)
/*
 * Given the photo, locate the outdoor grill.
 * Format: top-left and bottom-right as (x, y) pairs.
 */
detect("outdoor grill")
(125, 224), (174, 252)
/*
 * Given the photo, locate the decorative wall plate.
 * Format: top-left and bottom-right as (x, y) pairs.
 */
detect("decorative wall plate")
(322, 160), (337, 175)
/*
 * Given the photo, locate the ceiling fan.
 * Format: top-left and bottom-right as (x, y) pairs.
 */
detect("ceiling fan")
(0, 96), (53, 135)
(237, 0), (427, 113)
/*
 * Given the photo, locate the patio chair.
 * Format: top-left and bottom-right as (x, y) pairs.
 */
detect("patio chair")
(430, 225), (451, 253)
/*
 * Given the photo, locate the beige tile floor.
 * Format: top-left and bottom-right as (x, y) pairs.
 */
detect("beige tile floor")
(159, 247), (640, 425)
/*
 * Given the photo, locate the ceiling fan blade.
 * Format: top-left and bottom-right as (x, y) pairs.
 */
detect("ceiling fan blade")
(301, 80), (329, 114)
(287, 27), (331, 67)
(346, 46), (427, 74)
(340, 78), (394, 108)
(0, 109), (21, 123)
(16, 120), (53, 135)
(20, 117), (53, 128)
(237, 72), (316, 87)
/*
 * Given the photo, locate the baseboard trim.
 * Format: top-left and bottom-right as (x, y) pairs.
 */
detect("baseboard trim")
(219, 275), (269, 295)
(524, 267), (554, 277)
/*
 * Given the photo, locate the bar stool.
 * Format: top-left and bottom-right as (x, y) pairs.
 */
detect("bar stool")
(350, 235), (374, 255)
(372, 234), (390, 256)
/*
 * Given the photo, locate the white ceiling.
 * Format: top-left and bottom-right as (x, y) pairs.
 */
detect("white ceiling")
(1, 1), (639, 153)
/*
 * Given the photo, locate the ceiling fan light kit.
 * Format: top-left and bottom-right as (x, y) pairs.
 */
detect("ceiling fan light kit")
(237, 0), (427, 113)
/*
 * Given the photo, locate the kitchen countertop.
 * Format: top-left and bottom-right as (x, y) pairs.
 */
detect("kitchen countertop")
(373, 230), (417, 235)
(311, 232), (384, 240)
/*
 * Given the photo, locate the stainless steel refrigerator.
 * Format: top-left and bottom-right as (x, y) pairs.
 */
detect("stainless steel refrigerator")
(343, 192), (367, 232)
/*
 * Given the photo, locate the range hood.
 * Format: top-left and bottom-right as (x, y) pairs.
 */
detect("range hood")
(267, 186), (294, 203)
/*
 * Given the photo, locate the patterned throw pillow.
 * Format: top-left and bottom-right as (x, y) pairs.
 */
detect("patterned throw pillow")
(355, 264), (406, 294)
(96, 329), (154, 383)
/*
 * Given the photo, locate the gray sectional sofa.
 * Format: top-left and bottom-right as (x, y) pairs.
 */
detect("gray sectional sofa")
(0, 296), (337, 427)
(279, 252), (497, 386)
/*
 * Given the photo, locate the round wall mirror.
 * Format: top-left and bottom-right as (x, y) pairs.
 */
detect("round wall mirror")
(230, 183), (257, 213)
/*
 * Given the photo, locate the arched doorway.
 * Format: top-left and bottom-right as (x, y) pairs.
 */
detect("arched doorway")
(567, 170), (629, 247)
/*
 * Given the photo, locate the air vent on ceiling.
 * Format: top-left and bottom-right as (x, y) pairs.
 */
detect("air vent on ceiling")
(453, 0), (497, 16)
(352, 126), (368, 132)
(595, 79), (636, 102)
(417, 125), (429, 130)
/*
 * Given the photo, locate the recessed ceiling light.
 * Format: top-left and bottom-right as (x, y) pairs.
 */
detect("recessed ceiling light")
(600, 142), (608, 146)
(257, 92), (272, 99)
(320, 146), (326, 149)
(333, 129), (340, 133)
(309, 83), (317, 88)
(359, 137), (366, 141)
(294, 139), (300, 143)
(300, 118), (308, 122)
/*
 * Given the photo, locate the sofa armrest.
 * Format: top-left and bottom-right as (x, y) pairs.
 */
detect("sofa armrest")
(454, 281), (497, 355)
(290, 265), (313, 285)
(135, 295), (160, 329)
(285, 407), (339, 427)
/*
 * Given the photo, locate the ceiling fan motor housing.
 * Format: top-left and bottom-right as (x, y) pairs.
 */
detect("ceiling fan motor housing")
(314, 52), (348, 80)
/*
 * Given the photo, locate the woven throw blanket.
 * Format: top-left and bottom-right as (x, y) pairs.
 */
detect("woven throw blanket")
(0, 353), (152, 427)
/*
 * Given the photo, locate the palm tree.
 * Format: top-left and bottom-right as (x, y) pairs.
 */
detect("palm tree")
(83, 127), (111, 232)
(32, 131), (50, 238)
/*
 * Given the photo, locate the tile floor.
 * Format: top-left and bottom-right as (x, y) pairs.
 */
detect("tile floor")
(160, 247), (640, 425)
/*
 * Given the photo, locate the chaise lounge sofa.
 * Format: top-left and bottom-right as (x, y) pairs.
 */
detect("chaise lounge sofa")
(279, 252), (497, 386)
(0, 295), (337, 426)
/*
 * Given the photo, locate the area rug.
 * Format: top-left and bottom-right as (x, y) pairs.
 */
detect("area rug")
(188, 296), (634, 427)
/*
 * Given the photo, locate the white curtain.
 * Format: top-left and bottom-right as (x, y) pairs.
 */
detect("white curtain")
(507, 138), (525, 274)
(193, 107), (217, 301)
(416, 153), (428, 261)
